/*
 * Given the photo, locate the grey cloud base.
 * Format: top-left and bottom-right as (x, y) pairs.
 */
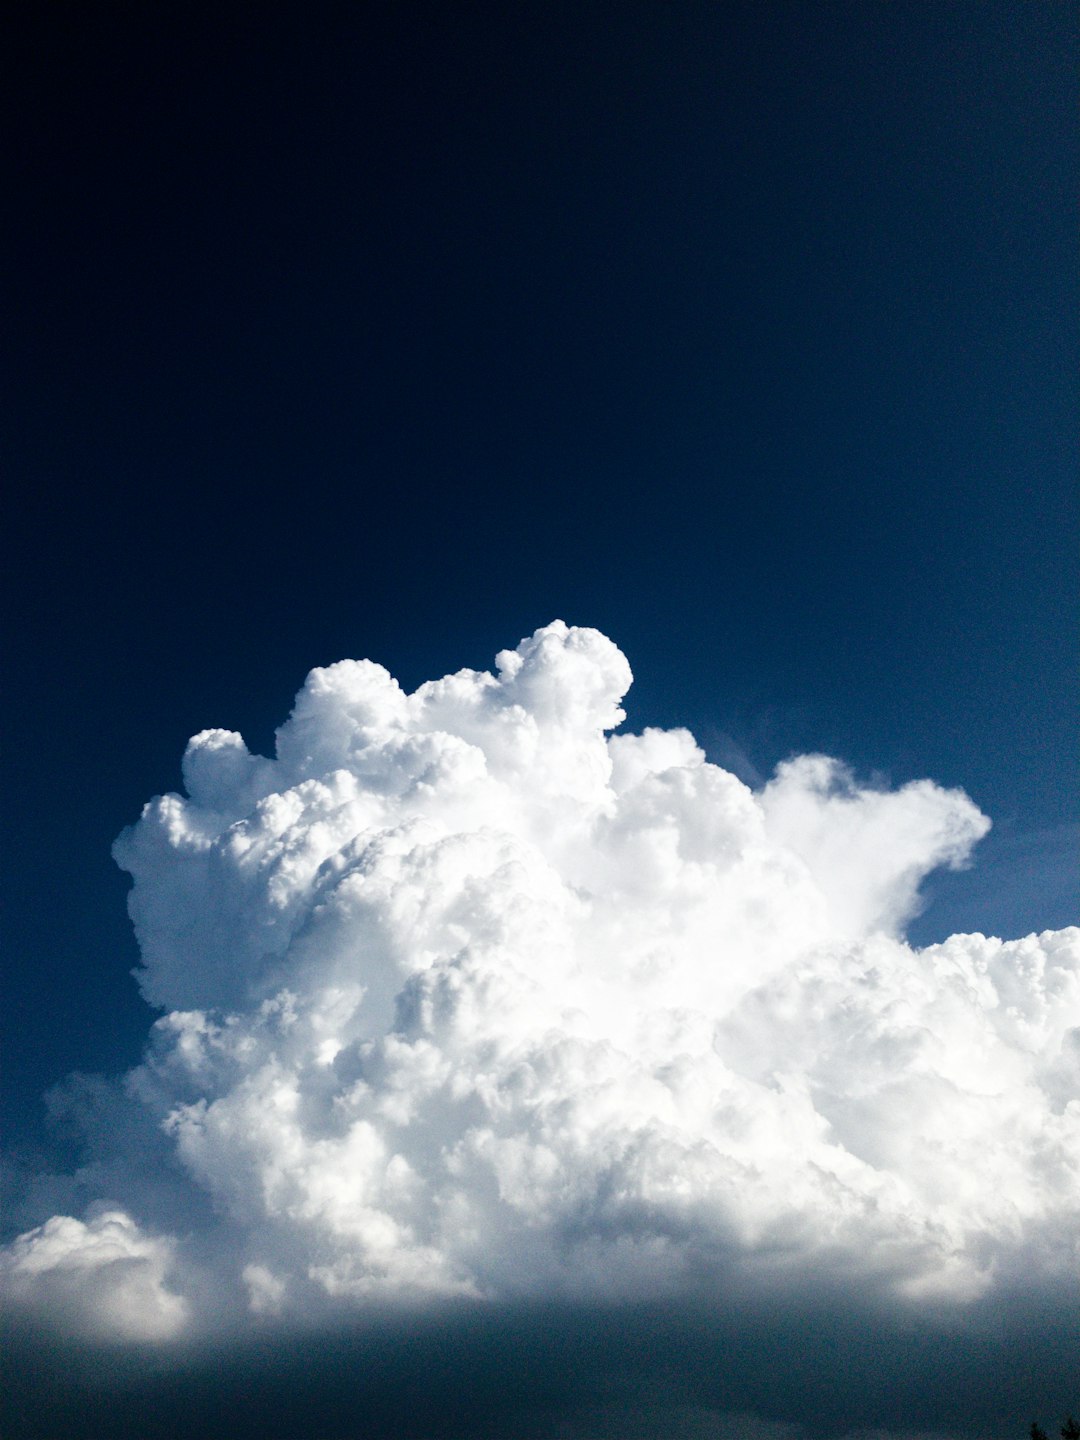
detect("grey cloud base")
(2, 623), (1077, 1435)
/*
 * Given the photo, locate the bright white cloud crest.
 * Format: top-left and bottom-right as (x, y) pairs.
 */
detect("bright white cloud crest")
(0, 1209), (187, 1341)
(6, 623), (1079, 1338)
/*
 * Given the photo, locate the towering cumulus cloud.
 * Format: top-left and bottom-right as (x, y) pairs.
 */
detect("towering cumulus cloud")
(4, 623), (1078, 1345)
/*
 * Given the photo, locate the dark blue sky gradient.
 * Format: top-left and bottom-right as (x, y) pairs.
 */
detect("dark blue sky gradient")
(4, 2), (1077, 1146)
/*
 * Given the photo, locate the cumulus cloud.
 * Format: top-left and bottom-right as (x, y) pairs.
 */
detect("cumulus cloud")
(3, 622), (1077, 1346)
(0, 1208), (187, 1341)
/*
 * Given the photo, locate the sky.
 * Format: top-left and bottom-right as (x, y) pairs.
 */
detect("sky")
(3, 4), (1078, 1438)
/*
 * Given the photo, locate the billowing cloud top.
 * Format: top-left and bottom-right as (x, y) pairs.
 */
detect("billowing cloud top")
(4, 622), (1078, 1341)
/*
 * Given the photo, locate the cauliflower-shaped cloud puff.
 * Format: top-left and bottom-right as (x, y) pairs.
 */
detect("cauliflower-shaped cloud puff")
(5, 623), (1077, 1338)
(1, 1209), (187, 1341)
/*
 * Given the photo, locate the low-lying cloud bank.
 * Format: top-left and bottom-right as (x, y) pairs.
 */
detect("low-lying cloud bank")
(3, 623), (1077, 1435)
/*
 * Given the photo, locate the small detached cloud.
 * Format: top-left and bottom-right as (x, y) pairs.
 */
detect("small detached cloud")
(0, 1208), (187, 1341)
(3, 622), (1077, 1346)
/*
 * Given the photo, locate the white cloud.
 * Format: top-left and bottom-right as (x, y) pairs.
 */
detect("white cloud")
(4, 622), (1078, 1336)
(0, 1208), (187, 1341)
(760, 754), (989, 936)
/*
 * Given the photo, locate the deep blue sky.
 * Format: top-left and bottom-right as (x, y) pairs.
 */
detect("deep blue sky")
(4, 1), (1077, 1148)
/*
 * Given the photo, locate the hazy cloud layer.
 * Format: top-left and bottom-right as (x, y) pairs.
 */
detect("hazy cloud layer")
(3, 623), (1077, 1422)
